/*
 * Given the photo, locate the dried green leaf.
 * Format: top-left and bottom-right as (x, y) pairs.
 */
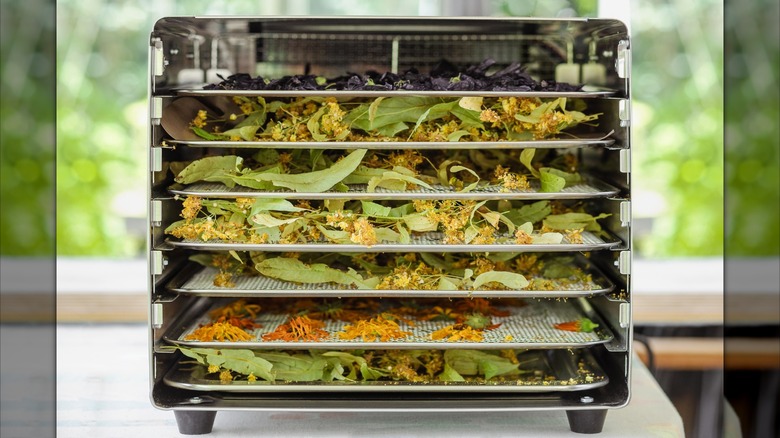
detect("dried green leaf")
(543, 212), (611, 232)
(175, 156), (243, 185)
(472, 271), (529, 290)
(255, 257), (375, 289)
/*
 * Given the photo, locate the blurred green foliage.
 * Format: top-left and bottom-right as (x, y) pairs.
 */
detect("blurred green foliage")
(631, 0), (724, 256)
(0, 0), (56, 255)
(724, 0), (780, 256)
(56, 0), (149, 256)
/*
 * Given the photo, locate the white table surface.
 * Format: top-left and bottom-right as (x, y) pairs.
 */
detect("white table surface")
(39, 324), (686, 437)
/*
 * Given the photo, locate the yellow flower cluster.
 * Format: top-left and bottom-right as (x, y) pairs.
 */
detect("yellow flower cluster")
(191, 110), (208, 128)
(349, 217), (378, 246)
(377, 263), (441, 290)
(184, 321), (254, 342)
(494, 165), (530, 192)
(181, 196), (202, 219)
(385, 150), (424, 170)
(319, 97), (350, 138)
(515, 229), (533, 244)
(430, 324), (484, 342)
(416, 200), (477, 244)
(338, 314), (411, 342)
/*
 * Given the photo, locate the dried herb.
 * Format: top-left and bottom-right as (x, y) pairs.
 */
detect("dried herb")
(184, 321), (255, 342)
(430, 324), (485, 342)
(204, 59), (584, 92)
(553, 318), (599, 333)
(338, 314), (411, 342)
(191, 252), (600, 292)
(443, 350), (523, 381)
(262, 316), (328, 342)
(187, 96), (598, 143)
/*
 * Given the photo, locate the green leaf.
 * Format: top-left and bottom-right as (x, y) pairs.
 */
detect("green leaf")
(221, 125), (259, 141)
(250, 198), (307, 214)
(407, 108), (432, 139)
(447, 130), (471, 142)
(472, 271), (529, 289)
(403, 213), (439, 232)
(257, 352), (328, 382)
(420, 253), (448, 270)
(346, 97), (449, 133)
(519, 149), (540, 178)
(458, 96), (483, 112)
(374, 227), (401, 243)
(437, 276), (460, 291)
(450, 165), (480, 192)
(361, 201), (392, 218)
(204, 349), (275, 382)
(177, 347), (207, 365)
(191, 126), (221, 140)
(175, 156), (243, 185)
(342, 166), (387, 185)
(367, 169), (433, 192)
(234, 107), (266, 129)
(505, 201), (551, 224)
(439, 364), (466, 382)
(234, 149), (367, 193)
(443, 350), (519, 380)
(541, 167), (582, 186)
(255, 257), (375, 289)
(539, 168), (566, 193)
(306, 107), (328, 142)
(450, 105), (484, 129)
(542, 212), (611, 231)
(252, 149), (280, 166)
(250, 213), (300, 228)
(359, 362), (387, 381)
(532, 232), (564, 244)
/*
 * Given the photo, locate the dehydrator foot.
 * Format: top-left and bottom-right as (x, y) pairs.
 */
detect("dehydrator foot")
(566, 409), (608, 434)
(174, 410), (217, 435)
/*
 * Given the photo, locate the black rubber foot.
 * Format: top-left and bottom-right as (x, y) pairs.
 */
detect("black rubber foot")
(566, 409), (608, 434)
(174, 410), (217, 435)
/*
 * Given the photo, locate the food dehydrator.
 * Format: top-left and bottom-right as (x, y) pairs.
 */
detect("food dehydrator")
(148, 16), (631, 435)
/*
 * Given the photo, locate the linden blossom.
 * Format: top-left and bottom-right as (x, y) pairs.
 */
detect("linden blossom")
(189, 95), (599, 143)
(172, 147), (584, 195)
(170, 346), (565, 384)
(165, 197), (610, 249)
(189, 251), (599, 293)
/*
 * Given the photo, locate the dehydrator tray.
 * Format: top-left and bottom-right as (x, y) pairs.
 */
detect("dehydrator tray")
(164, 297), (613, 350)
(167, 178), (620, 201)
(165, 230), (621, 253)
(162, 348), (609, 393)
(167, 261), (614, 299)
(163, 134), (616, 150)
(174, 87), (618, 99)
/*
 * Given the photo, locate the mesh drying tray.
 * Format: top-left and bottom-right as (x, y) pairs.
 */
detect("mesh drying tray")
(167, 260), (614, 299)
(167, 178), (620, 201)
(162, 348), (608, 393)
(163, 133), (616, 150)
(175, 87), (618, 99)
(165, 230), (621, 253)
(164, 297), (613, 350)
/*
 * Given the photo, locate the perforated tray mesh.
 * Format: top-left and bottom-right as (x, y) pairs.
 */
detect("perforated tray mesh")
(168, 179), (619, 200)
(162, 348), (609, 393)
(167, 230), (620, 253)
(165, 133), (616, 150)
(166, 298), (612, 349)
(171, 266), (613, 298)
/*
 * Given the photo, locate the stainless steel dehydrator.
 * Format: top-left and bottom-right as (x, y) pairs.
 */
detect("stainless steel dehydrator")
(148, 16), (632, 435)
